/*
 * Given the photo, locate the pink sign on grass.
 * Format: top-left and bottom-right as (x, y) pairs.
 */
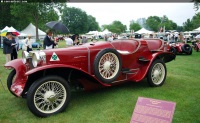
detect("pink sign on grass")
(130, 97), (176, 123)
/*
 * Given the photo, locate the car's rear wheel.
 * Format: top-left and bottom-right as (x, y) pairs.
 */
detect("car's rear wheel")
(7, 69), (18, 97)
(181, 44), (192, 54)
(147, 59), (166, 87)
(27, 76), (71, 117)
(94, 48), (122, 84)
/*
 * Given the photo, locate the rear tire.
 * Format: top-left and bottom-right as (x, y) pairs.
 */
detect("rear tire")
(27, 76), (71, 117)
(181, 44), (192, 54)
(147, 59), (166, 87)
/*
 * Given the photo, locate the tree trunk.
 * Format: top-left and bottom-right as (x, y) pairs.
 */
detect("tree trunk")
(35, 16), (39, 41)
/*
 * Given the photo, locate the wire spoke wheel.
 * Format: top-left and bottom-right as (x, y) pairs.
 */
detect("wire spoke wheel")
(99, 53), (119, 79)
(34, 81), (67, 114)
(151, 63), (165, 85)
(147, 59), (166, 87)
(27, 76), (71, 117)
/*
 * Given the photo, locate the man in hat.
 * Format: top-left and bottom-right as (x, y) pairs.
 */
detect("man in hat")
(3, 32), (15, 63)
(43, 29), (56, 49)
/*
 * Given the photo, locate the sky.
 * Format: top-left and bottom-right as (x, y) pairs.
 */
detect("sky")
(67, 3), (200, 29)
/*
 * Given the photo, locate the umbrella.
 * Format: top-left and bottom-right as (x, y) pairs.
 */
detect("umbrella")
(9, 27), (20, 36)
(0, 26), (10, 36)
(0, 26), (20, 36)
(46, 21), (69, 33)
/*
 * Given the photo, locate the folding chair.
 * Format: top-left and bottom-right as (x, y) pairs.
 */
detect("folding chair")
(0, 77), (6, 90)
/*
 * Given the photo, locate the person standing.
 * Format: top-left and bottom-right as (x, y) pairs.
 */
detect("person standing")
(24, 35), (33, 52)
(43, 29), (56, 49)
(3, 32), (14, 63)
(11, 34), (19, 60)
(82, 36), (88, 44)
(65, 35), (73, 47)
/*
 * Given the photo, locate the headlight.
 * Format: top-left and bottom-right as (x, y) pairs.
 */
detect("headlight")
(32, 52), (40, 67)
(32, 51), (46, 67)
(22, 51), (29, 64)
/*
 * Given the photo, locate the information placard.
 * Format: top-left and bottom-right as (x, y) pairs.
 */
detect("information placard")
(130, 97), (176, 123)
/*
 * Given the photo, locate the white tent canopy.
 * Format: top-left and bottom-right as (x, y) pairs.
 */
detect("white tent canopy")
(135, 28), (154, 34)
(86, 30), (99, 35)
(102, 29), (112, 35)
(1, 26), (9, 33)
(21, 23), (46, 38)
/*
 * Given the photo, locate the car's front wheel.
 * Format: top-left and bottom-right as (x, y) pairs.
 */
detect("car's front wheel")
(147, 59), (166, 87)
(27, 76), (71, 117)
(7, 69), (18, 97)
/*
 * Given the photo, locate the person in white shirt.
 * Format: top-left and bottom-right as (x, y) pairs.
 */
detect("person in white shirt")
(65, 35), (73, 47)
(107, 35), (113, 42)
(23, 35), (33, 52)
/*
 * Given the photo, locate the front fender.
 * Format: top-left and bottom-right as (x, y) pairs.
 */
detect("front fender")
(25, 64), (110, 87)
(133, 52), (175, 82)
(4, 59), (28, 97)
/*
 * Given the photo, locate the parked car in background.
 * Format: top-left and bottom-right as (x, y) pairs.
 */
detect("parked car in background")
(19, 41), (43, 49)
(32, 42), (42, 48)
(5, 39), (175, 117)
(167, 42), (192, 55)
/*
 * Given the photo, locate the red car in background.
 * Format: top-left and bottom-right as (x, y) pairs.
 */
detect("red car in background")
(167, 42), (192, 55)
(5, 39), (175, 117)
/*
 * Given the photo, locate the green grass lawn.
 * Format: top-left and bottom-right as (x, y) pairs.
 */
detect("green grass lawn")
(0, 41), (200, 123)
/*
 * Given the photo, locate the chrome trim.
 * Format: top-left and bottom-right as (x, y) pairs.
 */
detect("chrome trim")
(74, 56), (87, 59)
(82, 45), (91, 74)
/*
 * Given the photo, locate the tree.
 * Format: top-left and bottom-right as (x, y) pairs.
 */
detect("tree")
(194, 0), (200, 11)
(176, 26), (184, 32)
(146, 16), (161, 32)
(101, 24), (109, 31)
(191, 12), (200, 29)
(129, 21), (141, 32)
(0, 3), (18, 29)
(87, 15), (100, 32)
(10, 3), (63, 40)
(136, 18), (148, 29)
(183, 19), (193, 31)
(62, 7), (88, 34)
(107, 21), (126, 34)
(146, 15), (177, 32)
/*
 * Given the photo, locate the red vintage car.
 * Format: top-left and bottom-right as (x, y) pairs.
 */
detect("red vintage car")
(192, 41), (200, 52)
(5, 39), (175, 117)
(167, 42), (192, 55)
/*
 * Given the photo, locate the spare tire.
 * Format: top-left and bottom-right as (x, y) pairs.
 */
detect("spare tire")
(94, 48), (122, 84)
(181, 44), (192, 53)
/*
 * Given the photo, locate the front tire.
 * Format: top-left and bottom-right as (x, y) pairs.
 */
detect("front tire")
(27, 76), (71, 117)
(147, 59), (166, 87)
(7, 69), (18, 97)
